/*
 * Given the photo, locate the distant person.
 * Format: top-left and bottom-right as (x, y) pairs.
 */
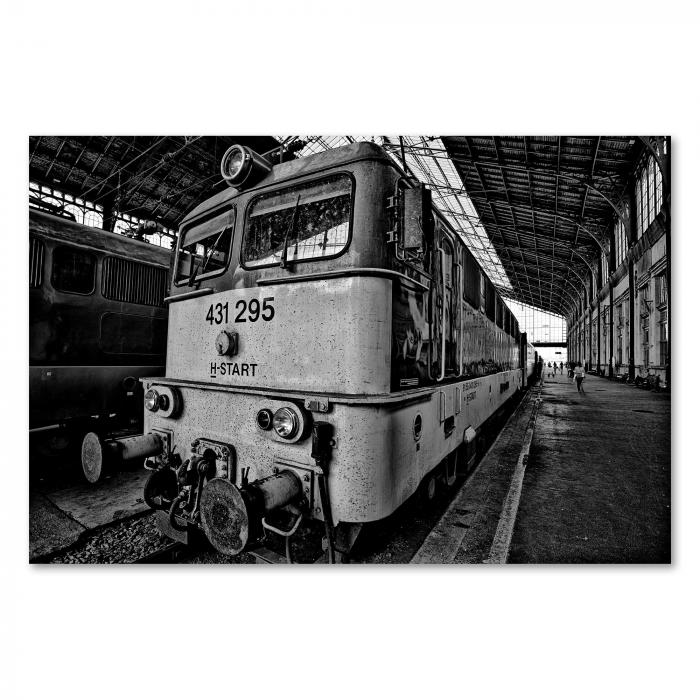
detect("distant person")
(574, 362), (585, 393)
(560, 361), (564, 373)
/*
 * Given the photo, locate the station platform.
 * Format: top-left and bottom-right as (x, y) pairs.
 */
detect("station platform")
(29, 470), (149, 561)
(412, 373), (671, 564)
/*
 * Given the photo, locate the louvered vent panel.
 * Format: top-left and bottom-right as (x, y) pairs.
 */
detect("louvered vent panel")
(102, 257), (167, 306)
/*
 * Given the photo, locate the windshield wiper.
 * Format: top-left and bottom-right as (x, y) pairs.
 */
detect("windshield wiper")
(200, 226), (227, 274)
(280, 195), (301, 269)
(187, 226), (227, 286)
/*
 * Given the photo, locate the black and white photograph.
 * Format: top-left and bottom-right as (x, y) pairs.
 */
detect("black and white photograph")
(27, 135), (671, 565)
(4, 5), (697, 700)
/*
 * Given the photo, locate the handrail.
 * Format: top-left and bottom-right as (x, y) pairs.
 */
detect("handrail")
(437, 248), (447, 382)
(458, 261), (464, 377)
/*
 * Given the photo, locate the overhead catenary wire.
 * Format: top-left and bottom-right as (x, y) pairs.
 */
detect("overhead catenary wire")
(77, 136), (170, 201)
(89, 137), (204, 209)
(116, 172), (222, 219)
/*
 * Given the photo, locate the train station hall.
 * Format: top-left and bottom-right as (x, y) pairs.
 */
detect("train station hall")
(8, 10), (698, 700)
(26, 135), (671, 567)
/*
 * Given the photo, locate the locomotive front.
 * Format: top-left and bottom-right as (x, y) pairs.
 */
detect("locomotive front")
(84, 142), (402, 561)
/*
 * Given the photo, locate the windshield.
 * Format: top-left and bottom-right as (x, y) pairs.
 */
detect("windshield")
(175, 208), (234, 285)
(242, 174), (352, 268)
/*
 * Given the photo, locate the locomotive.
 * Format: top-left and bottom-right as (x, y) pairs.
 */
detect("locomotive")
(29, 208), (170, 481)
(83, 141), (534, 561)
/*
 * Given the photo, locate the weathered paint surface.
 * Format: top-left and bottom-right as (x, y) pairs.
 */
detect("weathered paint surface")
(145, 367), (521, 524)
(166, 277), (392, 394)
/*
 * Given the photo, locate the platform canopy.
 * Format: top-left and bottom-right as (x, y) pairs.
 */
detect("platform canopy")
(441, 136), (643, 317)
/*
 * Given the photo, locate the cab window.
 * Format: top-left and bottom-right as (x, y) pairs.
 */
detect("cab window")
(242, 173), (353, 269)
(175, 208), (234, 285)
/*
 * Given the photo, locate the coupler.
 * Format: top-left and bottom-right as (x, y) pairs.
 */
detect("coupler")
(81, 431), (163, 484)
(199, 471), (304, 556)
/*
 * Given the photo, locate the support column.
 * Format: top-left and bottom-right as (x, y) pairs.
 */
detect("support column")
(626, 189), (636, 382)
(597, 299), (601, 373)
(588, 274), (593, 370)
(608, 280), (614, 378)
(102, 193), (116, 233)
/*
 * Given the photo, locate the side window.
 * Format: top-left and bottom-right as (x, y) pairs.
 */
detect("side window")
(463, 249), (480, 308)
(51, 245), (96, 294)
(484, 277), (495, 321)
(442, 237), (454, 289)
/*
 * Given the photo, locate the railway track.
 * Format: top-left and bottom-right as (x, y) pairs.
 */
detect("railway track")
(131, 542), (185, 564)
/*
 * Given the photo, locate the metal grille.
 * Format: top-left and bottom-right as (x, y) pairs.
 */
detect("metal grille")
(29, 237), (44, 288)
(101, 256), (168, 307)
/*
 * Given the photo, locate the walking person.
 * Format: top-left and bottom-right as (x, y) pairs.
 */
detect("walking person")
(574, 362), (585, 393)
(568, 362), (575, 383)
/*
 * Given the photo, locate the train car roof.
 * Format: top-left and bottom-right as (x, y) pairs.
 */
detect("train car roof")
(181, 141), (389, 227)
(29, 208), (171, 267)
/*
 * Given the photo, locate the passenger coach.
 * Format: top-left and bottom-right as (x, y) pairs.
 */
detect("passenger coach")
(84, 142), (529, 561)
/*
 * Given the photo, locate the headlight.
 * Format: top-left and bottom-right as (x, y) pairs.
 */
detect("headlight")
(144, 386), (181, 418)
(220, 144), (272, 189)
(145, 389), (159, 412)
(273, 407), (298, 439)
(221, 145), (246, 182)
